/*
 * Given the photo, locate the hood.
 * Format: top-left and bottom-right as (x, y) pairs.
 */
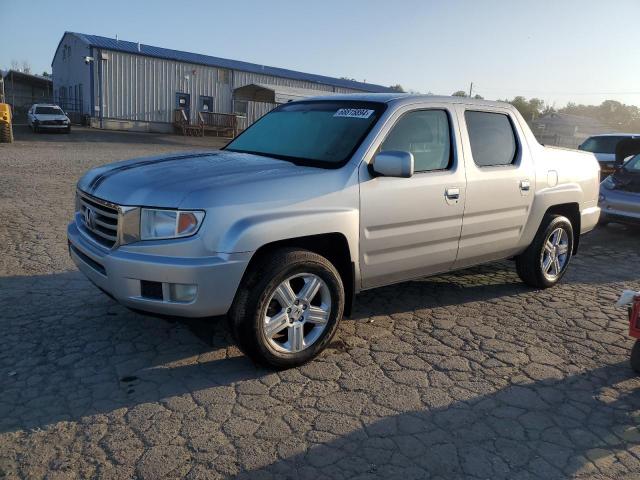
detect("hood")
(78, 151), (342, 207)
(34, 114), (68, 121)
(593, 152), (616, 164)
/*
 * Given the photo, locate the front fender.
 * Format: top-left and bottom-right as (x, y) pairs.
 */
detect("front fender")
(219, 208), (360, 263)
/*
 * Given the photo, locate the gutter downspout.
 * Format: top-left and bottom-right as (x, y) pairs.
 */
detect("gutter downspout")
(89, 46), (95, 121)
(98, 48), (103, 129)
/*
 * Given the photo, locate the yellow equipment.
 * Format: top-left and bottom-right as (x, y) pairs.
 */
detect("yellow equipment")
(0, 103), (13, 143)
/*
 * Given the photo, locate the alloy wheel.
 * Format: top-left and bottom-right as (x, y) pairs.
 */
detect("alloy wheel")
(263, 273), (331, 353)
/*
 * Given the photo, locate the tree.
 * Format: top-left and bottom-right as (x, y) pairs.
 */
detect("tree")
(389, 84), (405, 93)
(21, 61), (31, 74)
(502, 96), (546, 121)
(41, 71), (51, 78)
(473, 94), (484, 100)
(452, 90), (467, 97)
(558, 100), (640, 132)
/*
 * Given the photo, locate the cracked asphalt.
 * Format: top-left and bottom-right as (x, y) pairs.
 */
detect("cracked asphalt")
(1, 126), (640, 479)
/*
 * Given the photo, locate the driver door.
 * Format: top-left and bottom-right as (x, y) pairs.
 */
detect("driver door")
(358, 105), (466, 289)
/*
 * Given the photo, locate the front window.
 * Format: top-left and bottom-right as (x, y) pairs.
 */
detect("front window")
(380, 109), (452, 172)
(579, 136), (626, 154)
(624, 154), (640, 173)
(35, 106), (64, 115)
(225, 101), (386, 167)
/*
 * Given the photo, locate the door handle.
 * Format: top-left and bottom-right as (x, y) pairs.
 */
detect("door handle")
(520, 179), (531, 191)
(445, 187), (460, 200)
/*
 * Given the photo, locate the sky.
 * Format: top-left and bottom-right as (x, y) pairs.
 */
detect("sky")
(2, 0), (640, 108)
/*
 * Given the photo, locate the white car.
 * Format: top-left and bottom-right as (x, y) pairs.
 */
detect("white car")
(578, 133), (640, 177)
(27, 104), (71, 133)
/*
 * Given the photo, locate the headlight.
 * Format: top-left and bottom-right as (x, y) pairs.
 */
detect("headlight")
(601, 175), (616, 190)
(140, 209), (205, 240)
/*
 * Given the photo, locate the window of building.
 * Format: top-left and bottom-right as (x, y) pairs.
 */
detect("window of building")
(465, 111), (518, 167)
(199, 96), (213, 112)
(234, 100), (248, 115)
(380, 109), (452, 172)
(218, 69), (230, 84)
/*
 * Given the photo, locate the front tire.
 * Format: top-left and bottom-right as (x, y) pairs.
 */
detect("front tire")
(229, 248), (345, 368)
(516, 215), (574, 288)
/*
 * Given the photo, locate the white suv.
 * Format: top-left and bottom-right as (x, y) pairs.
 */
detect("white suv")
(27, 104), (71, 133)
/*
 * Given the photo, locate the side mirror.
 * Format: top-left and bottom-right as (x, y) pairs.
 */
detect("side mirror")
(372, 151), (414, 178)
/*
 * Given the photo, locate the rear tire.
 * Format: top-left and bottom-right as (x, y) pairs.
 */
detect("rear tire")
(228, 248), (344, 368)
(516, 215), (574, 288)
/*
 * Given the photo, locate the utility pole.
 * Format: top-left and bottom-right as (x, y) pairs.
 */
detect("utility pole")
(469, 82), (473, 98)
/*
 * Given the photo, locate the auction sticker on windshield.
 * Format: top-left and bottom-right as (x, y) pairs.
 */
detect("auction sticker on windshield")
(333, 108), (375, 119)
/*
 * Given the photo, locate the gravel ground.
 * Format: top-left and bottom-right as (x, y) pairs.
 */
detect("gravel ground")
(1, 126), (640, 479)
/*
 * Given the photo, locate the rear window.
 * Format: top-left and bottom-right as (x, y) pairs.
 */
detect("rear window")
(35, 106), (63, 115)
(465, 111), (518, 167)
(579, 136), (627, 154)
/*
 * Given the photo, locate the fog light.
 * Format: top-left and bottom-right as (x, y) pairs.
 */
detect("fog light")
(598, 193), (606, 203)
(169, 283), (197, 302)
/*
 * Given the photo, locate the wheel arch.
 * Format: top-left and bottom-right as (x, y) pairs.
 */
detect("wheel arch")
(240, 233), (356, 317)
(544, 202), (581, 254)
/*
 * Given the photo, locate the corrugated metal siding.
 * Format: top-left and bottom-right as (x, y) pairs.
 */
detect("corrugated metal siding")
(232, 70), (338, 94)
(71, 32), (391, 93)
(100, 50), (233, 123)
(246, 101), (277, 126)
(98, 50), (365, 126)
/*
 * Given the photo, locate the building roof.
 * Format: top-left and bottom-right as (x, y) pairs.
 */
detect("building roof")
(532, 112), (612, 130)
(58, 32), (392, 93)
(234, 83), (335, 103)
(1, 69), (52, 86)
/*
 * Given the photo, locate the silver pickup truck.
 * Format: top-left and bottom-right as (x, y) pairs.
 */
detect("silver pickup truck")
(68, 94), (601, 367)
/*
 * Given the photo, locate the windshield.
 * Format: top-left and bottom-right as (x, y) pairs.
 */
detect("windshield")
(225, 101), (385, 167)
(35, 106), (64, 115)
(579, 136), (628, 154)
(624, 154), (640, 173)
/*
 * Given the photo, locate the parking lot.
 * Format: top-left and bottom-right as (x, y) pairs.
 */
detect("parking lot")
(1, 126), (640, 479)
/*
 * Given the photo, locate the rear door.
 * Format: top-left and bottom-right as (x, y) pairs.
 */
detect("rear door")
(359, 104), (466, 288)
(453, 105), (535, 269)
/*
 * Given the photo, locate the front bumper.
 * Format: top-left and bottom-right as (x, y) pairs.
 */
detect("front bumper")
(67, 221), (250, 317)
(599, 189), (640, 224)
(36, 123), (69, 129)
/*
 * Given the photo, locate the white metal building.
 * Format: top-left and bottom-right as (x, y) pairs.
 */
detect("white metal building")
(52, 32), (391, 132)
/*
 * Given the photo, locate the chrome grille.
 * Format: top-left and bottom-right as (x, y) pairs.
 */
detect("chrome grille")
(77, 191), (119, 248)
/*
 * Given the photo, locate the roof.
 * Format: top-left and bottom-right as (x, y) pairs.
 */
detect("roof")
(582, 133), (640, 138)
(57, 32), (392, 93)
(300, 92), (515, 108)
(1, 69), (52, 86)
(234, 83), (334, 103)
(532, 112), (610, 129)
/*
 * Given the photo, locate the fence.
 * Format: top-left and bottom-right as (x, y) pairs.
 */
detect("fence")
(534, 133), (584, 150)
